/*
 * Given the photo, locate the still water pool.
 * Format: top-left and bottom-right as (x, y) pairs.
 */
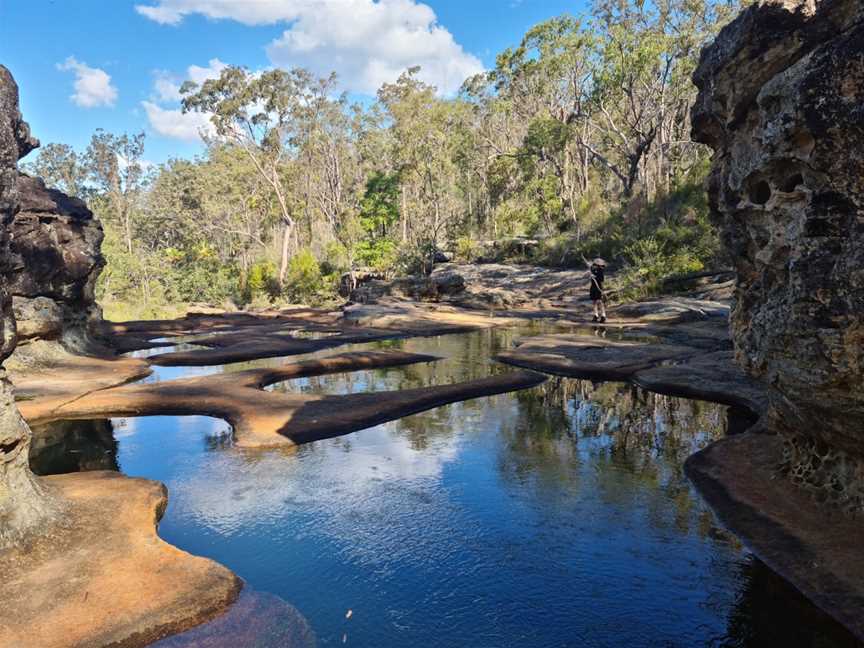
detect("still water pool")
(31, 329), (859, 647)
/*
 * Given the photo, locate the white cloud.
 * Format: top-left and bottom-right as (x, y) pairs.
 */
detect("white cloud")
(153, 73), (183, 102)
(134, 0), (484, 96)
(151, 58), (227, 102)
(142, 101), (215, 142)
(169, 420), (463, 534)
(187, 58), (229, 84)
(134, 0), (301, 25)
(144, 59), (226, 142)
(57, 57), (118, 108)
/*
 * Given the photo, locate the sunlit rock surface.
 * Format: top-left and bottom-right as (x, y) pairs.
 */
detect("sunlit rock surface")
(1, 64), (242, 648)
(691, 0), (864, 506)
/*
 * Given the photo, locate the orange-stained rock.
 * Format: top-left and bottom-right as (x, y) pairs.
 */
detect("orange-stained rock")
(17, 349), (546, 448)
(0, 471), (241, 648)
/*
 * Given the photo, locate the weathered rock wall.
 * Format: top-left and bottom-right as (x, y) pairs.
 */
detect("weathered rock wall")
(691, 0), (864, 507)
(0, 64), (59, 548)
(9, 173), (104, 349)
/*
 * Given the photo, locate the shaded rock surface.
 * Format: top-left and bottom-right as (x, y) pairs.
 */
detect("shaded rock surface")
(349, 269), (466, 303)
(686, 433), (864, 642)
(9, 174), (104, 349)
(691, 0), (864, 483)
(498, 332), (766, 419)
(348, 262), (593, 309)
(681, 1), (864, 639)
(0, 63), (58, 549)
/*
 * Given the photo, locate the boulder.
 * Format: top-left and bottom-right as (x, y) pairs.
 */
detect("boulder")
(394, 272), (465, 300)
(338, 268), (386, 298)
(8, 173), (104, 349)
(349, 271), (466, 303)
(691, 0), (864, 503)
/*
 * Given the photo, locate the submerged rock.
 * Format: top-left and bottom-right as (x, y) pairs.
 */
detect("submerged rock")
(691, 0), (864, 507)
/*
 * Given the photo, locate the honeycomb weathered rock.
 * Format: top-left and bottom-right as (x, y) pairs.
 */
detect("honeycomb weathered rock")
(691, 0), (864, 506)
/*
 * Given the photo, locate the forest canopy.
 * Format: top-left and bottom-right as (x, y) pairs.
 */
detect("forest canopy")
(23, 0), (742, 319)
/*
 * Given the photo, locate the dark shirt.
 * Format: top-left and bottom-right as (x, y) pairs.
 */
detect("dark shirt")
(590, 265), (604, 287)
(589, 265), (605, 300)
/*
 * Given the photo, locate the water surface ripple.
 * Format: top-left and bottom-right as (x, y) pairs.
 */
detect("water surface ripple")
(33, 329), (859, 647)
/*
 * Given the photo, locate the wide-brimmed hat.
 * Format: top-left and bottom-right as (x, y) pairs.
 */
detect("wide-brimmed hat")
(592, 258), (607, 267)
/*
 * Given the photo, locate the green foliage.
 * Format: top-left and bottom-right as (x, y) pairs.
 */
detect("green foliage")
(455, 236), (481, 263)
(243, 261), (280, 302)
(356, 238), (398, 273)
(284, 249), (322, 302)
(320, 241), (350, 276)
(398, 239), (438, 277)
(359, 172), (400, 237)
(21, 143), (87, 198)
(523, 117), (571, 161)
(352, 170), (401, 273)
(615, 237), (705, 301)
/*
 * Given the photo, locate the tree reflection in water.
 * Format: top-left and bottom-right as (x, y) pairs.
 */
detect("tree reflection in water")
(29, 419), (119, 476)
(23, 368), (859, 647)
(498, 377), (737, 544)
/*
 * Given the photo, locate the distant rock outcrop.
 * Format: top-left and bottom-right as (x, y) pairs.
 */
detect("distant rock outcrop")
(9, 173), (104, 349)
(691, 0), (864, 508)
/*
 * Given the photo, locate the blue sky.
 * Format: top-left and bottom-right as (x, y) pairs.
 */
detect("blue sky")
(1, 0), (588, 164)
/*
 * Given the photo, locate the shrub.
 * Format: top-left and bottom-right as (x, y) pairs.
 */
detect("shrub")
(455, 236), (481, 263)
(320, 241), (350, 276)
(243, 260), (280, 303)
(398, 239), (438, 276)
(285, 249), (322, 302)
(614, 236), (705, 302)
(356, 237), (398, 274)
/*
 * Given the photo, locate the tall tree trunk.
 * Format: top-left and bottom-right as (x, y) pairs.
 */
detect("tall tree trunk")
(279, 220), (293, 284)
(400, 185), (408, 243)
(124, 209), (133, 254)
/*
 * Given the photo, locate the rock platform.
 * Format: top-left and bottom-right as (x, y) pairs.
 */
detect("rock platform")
(686, 433), (864, 642)
(0, 471), (241, 648)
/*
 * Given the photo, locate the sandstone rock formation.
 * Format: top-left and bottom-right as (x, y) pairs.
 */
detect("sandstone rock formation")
(691, 0), (864, 508)
(1, 66), (243, 645)
(9, 173), (104, 349)
(0, 64), (59, 548)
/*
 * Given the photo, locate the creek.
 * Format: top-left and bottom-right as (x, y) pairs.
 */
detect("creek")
(30, 329), (857, 647)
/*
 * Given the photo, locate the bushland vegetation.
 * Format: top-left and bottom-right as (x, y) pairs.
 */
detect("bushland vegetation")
(24, 0), (741, 319)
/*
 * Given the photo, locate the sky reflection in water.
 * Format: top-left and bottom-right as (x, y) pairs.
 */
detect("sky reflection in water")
(33, 330), (859, 647)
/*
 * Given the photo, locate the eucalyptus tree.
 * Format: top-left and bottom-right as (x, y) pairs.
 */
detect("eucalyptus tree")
(181, 66), (311, 283)
(137, 145), (281, 300)
(84, 129), (147, 254)
(587, 0), (741, 200)
(293, 74), (366, 257)
(471, 16), (598, 237)
(198, 145), (280, 277)
(21, 142), (87, 198)
(377, 68), (473, 272)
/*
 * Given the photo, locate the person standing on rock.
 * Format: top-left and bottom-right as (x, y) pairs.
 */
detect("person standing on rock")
(589, 258), (607, 323)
